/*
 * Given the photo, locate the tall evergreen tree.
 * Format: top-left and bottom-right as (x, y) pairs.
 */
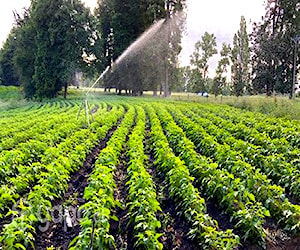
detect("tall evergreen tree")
(94, 0), (114, 71)
(13, 8), (37, 98)
(31, 0), (94, 98)
(0, 28), (20, 86)
(231, 16), (250, 96)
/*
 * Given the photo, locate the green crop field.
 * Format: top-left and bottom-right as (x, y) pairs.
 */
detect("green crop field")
(0, 95), (300, 250)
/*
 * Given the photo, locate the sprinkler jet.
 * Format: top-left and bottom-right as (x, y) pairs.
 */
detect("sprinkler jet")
(77, 65), (111, 125)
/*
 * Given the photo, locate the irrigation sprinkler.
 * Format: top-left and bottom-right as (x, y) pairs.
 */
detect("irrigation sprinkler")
(77, 66), (110, 125)
(291, 34), (300, 100)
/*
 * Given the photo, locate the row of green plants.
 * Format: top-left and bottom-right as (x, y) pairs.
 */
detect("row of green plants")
(0, 101), (79, 139)
(126, 106), (163, 249)
(195, 103), (300, 148)
(0, 106), (79, 151)
(0, 101), (67, 125)
(70, 105), (135, 249)
(0, 86), (22, 101)
(185, 106), (300, 200)
(193, 102), (298, 129)
(0, 104), (115, 218)
(0, 104), (104, 185)
(222, 102), (300, 129)
(191, 104), (291, 156)
(153, 104), (268, 246)
(168, 106), (300, 236)
(0, 104), (125, 249)
(146, 104), (240, 249)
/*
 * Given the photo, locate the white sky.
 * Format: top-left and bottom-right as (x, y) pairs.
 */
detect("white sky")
(0, 0), (266, 74)
(180, 0), (266, 75)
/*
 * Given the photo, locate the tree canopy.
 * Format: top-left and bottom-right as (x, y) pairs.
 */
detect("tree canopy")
(189, 32), (217, 93)
(251, 0), (300, 96)
(0, 0), (94, 99)
(0, 0), (187, 99)
(231, 16), (250, 97)
(1, 0), (298, 98)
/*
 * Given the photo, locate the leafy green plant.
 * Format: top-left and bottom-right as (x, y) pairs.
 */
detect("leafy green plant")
(146, 105), (240, 249)
(70, 105), (134, 249)
(168, 104), (300, 238)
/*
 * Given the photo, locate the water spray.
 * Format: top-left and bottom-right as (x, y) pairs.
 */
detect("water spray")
(77, 16), (177, 124)
(77, 66), (110, 125)
(114, 19), (165, 67)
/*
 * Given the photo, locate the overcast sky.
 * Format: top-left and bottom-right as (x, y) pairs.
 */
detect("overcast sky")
(0, 0), (266, 74)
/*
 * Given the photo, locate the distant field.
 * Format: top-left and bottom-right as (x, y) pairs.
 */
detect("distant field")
(0, 95), (300, 249)
(73, 87), (300, 120)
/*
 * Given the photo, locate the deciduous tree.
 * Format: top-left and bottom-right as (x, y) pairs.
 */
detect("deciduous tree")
(231, 16), (250, 97)
(213, 43), (231, 96)
(190, 32), (217, 92)
(251, 0), (300, 96)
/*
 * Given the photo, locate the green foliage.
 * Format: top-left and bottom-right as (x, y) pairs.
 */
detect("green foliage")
(190, 32), (217, 92)
(10, 0), (94, 99)
(251, 0), (300, 95)
(70, 105), (134, 249)
(155, 103), (267, 245)
(0, 28), (20, 86)
(94, 0), (186, 96)
(126, 106), (163, 249)
(169, 103), (300, 242)
(0, 86), (22, 100)
(147, 104), (240, 249)
(0, 102), (124, 249)
(231, 16), (250, 97)
(1, 96), (300, 249)
(213, 43), (231, 96)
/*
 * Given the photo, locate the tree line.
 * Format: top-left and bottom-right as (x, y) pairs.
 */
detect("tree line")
(0, 0), (299, 98)
(181, 0), (299, 97)
(0, 0), (186, 99)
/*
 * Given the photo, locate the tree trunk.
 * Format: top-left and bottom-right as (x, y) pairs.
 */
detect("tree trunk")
(153, 89), (157, 97)
(164, 0), (170, 98)
(164, 60), (169, 97)
(63, 82), (68, 99)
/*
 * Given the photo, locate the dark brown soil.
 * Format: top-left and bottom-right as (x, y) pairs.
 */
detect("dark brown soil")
(91, 104), (99, 114)
(109, 145), (131, 250)
(109, 114), (136, 250)
(0, 214), (12, 233)
(33, 121), (122, 250)
(264, 218), (300, 250)
(145, 120), (198, 250)
(205, 198), (237, 231)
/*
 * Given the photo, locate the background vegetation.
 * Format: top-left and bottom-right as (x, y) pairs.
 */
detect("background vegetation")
(0, 0), (299, 100)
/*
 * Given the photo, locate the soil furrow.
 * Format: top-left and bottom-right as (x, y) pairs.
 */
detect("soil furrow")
(144, 120), (197, 250)
(33, 115), (124, 250)
(110, 111), (137, 250)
